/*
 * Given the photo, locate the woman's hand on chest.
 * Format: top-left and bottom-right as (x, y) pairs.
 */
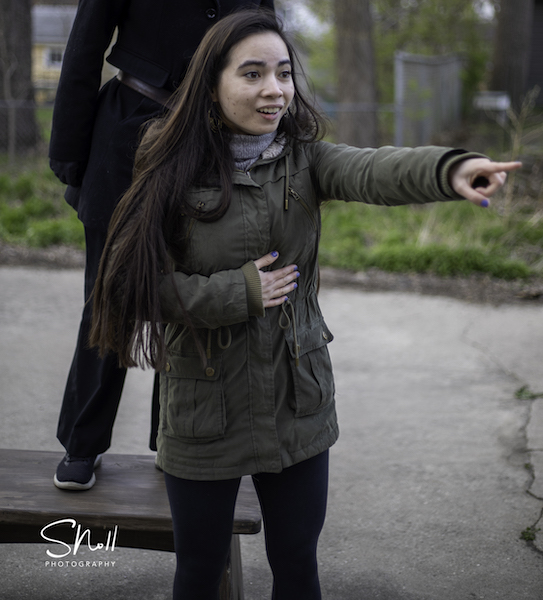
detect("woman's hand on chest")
(254, 251), (300, 308)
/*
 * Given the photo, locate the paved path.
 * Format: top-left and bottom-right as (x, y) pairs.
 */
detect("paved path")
(0, 266), (542, 599)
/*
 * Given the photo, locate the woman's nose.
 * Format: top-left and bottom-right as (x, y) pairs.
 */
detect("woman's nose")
(262, 76), (283, 97)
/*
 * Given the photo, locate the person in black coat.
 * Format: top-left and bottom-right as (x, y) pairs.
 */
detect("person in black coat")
(49, 0), (275, 490)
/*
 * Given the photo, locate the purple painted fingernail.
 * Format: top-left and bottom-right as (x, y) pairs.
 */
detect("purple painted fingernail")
(481, 199), (489, 208)
(271, 251), (278, 257)
(294, 283), (298, 289)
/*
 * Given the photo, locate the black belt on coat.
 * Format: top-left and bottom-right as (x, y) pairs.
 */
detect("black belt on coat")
(117, 71), (175, 109)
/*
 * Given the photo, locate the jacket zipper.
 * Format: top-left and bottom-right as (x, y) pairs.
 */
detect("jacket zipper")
(288, 186), (317, 231)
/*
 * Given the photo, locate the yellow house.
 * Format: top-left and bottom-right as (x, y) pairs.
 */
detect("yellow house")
(32, 4), (118, 104)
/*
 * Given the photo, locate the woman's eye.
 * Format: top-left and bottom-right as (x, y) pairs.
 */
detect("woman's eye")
(244, 71), (259, 79)
(279, 70), (292, 79)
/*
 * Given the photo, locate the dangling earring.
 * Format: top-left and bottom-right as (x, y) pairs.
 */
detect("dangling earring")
(208, 105), (223, 133)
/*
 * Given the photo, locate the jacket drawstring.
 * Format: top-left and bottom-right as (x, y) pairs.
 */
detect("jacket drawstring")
(279, 299), (300, 367)
(284, 155), (290, 211)
(206, 328), (213, 360)
(204, 327), (231, 377)
(217, 326), (232, 350)
(206, 327), (232, 357)
(202, 329), (214, 376)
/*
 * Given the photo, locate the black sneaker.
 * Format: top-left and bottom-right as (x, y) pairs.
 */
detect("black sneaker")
(53, 454), (102, 490)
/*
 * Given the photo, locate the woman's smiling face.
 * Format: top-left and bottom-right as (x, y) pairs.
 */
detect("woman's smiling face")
(212, 32), (295, 136)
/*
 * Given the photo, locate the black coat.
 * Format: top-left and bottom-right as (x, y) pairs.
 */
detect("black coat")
(49, 0), (275, 230)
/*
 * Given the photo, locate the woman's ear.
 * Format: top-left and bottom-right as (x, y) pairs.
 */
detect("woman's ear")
(210, 89), (218, 103)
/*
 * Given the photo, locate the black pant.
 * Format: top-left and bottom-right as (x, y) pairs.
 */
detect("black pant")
(56, 226), (160, 456)
(164, 451), (329, 600)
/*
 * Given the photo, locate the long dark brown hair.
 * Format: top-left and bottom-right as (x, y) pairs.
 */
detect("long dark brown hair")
(90, 9), (327, 370)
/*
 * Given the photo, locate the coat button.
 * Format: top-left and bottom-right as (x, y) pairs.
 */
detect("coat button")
(322, 331), (329, 340)
(206, 8), (217, 19)
(205, 367), (215, 377)
(165, 362), (171, 372)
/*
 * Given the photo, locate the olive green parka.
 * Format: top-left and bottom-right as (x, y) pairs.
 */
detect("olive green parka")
(155, 137), (480, 480)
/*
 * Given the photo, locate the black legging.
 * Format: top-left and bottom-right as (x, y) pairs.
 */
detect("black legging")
(164, 450), (329, 599)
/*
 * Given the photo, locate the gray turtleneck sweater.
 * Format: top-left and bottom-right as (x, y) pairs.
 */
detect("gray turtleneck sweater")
(230, 131), (277, 172)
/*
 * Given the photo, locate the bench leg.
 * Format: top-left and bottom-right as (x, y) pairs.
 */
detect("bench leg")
(219, 535), (244, 600)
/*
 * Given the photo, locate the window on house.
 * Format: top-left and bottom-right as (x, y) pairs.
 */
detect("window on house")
(46, 47), (64, 69)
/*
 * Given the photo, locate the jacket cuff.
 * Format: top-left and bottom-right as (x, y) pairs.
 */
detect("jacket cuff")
(49, 158), (86, 187)
(241, 261), (265, 317)
(438, 150), (488, 198)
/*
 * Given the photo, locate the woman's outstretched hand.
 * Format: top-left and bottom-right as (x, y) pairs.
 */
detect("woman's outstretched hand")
(254, 251), (300, 308)
(449, 158), (522, 207)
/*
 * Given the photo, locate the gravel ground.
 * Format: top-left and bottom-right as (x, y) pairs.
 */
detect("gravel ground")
(1, 241), (543, 306)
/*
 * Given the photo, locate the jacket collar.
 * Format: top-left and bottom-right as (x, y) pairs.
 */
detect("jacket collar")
(260, 133), (288, 162)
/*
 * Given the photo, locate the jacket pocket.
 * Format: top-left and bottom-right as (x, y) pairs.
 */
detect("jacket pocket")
(284, 320), (335, 417)
(160, 355), (226, 442)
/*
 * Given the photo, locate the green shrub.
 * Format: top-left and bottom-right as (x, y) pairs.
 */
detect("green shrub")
(515, 223), (543, 245)
(0, 202), (29, 236)
(0, 157), (85, 248)
(365, 244), (531, 279)
(12, 174), (35, 200)
(319, 198), (538, 280)
(21, 196), (57, 219)
(0, 174), (12, 196)
(25, 217), (84, 248)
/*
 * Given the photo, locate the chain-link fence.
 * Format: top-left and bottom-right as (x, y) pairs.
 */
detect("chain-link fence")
(394, 52), (462, 147)
(0, 100), (41, 158)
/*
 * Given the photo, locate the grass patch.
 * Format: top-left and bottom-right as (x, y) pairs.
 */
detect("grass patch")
(520, 526), (541, 542)
(0, 155), (84, 249)
(36, 106), (54, 144)
(515, 385), (543, 400)
(320, 195), (541, 279)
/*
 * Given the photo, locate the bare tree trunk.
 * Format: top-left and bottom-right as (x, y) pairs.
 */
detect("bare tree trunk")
(490, 0), (534, 110)
(334, 0), (378, 147)
(0, 0), (39, 155)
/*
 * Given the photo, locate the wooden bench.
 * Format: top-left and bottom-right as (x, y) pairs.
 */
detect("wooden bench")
(0, 449), (261, 599)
